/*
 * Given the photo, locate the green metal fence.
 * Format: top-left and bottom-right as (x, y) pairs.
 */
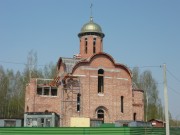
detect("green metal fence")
(170, 128), (180, 135)
(131, 128), (166, 135)
(0, 127), (179, 135)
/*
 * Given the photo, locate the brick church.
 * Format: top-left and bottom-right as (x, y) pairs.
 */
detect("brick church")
(24, 17), (144, 127)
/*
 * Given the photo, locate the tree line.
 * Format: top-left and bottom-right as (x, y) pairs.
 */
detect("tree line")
(0, 51), (56, 118)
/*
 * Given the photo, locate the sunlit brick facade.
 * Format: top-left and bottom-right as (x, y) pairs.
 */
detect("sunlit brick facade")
(25, 17), (144, 127)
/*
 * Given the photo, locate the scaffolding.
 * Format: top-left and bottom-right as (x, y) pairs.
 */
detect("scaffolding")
(60, 74), (82, 126)
(31, 74), (82, 126)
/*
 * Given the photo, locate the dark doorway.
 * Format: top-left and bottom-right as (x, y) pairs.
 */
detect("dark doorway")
(97, 109), (104, 123)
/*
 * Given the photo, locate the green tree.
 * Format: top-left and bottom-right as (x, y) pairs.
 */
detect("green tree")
(13, 71), (25, 118)
(0, 50), (56, 118)
(132, 67), (164, 121)
(0, 66), (8, 118)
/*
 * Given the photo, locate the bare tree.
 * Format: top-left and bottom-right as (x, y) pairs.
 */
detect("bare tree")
(0, 50), (56, 118)
(132, 68), (164, 121)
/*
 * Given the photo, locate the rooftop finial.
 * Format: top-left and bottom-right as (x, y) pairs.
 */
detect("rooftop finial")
(90, 3), (93, 17)
(90, 3), (93, 22)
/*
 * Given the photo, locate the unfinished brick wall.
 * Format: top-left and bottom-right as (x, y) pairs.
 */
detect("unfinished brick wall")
(25, 53), (144, 127)
(132, 90), (144, 121)
(61, 53), (140, 126)
(24, 79), (61, 115)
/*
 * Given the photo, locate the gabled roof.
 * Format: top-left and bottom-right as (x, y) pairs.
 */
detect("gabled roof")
(57, 57), (83, 73)
(149, 119), (164, 123)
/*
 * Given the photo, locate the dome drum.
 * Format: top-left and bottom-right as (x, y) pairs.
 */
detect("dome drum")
(78, 32), (104, 38)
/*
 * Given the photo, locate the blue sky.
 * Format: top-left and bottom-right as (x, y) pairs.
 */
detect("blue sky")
(0, 0), (180, 119)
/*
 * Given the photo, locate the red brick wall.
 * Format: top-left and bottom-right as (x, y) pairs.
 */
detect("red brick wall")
(25, 54), (144, 127)
(67, 54), (135, 125)
(79, 35), (103, 58)
(24, 79), (61, 115)
(132, 90), (144, 121)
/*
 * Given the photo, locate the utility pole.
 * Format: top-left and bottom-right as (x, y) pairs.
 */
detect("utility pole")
(163, 64), (170, 135)
(145, 90), (149, 122)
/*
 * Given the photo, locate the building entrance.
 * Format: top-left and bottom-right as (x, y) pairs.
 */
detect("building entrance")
(97, 109), (104, 123)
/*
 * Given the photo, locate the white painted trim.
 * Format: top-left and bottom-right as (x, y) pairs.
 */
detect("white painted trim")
(73, 74), (86, 77)
(81, 67), (98, 71)
(105, 76), (112, 79)
(105, 69), (120, 73)
(81, 66), (120, 73)
(98, 93), (104, 96)
(116, 78), (128, 81)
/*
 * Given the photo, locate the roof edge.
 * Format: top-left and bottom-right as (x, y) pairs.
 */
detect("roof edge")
(72, 52), (132, 77)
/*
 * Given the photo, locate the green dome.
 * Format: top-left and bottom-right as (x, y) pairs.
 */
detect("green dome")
(78, 17), (105, 38)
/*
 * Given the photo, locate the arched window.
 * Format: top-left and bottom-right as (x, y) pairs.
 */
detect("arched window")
(97, 109), (104, 121)
(133, 113), (136, 121)
(93, 38), (96, 54)
(121, 96), (124, 113)
(77, 93), (80, 112)
(98, 69), (104, 93)
(45, 110), (49, 113)
(85, 38), (88, 54)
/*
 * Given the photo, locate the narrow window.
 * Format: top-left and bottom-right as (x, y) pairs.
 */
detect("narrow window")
(27, 106), (29, 112)
(51, 87), (57, 96)
(133, 113), (137, 121)
(121, 96), (124, 113)
(41, 118), (44, 127)
(98, 69), (104, 93)
(85, 38), (88, 54)
(41, 118), (44, 123)
(77, 93), (80, 103)
(44, 87), (49, 95)
(93, 38), (96, 54)
(46, 118), (51, 127)
(37, 87), (43, 95)
(77, 104), (80, 112)
(77, 93), (80, 112)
